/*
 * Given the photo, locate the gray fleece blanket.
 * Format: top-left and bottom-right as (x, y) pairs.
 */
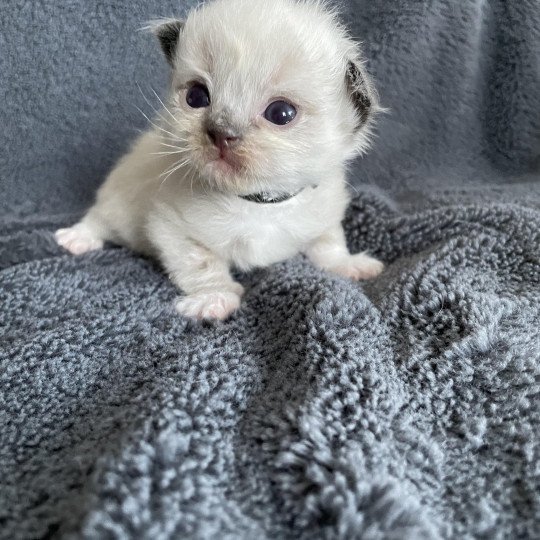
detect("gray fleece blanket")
(1, 1), (539, 539)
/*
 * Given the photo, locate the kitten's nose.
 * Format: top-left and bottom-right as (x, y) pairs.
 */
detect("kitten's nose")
(206, 126), (241, 151)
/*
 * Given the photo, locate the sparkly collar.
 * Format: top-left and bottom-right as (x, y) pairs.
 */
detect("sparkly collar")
(239, 188), (305, 204)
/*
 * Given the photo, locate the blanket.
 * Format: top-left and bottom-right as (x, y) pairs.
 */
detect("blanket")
(1, 0), (539, 538)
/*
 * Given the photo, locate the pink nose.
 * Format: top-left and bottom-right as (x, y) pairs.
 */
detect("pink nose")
(207, 128), (240, 152)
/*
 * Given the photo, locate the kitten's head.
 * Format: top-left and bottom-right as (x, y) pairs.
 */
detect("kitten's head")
(151, 0), (379, 194)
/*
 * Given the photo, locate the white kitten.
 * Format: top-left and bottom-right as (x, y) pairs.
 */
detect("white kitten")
(55, 0), (384, 320)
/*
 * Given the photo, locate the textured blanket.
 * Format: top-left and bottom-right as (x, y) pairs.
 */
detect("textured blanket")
(1, 0), (539, 539)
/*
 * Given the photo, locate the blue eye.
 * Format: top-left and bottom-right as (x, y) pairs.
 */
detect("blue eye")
(186, 84), (210, 108)
(264, 100), (297, 125)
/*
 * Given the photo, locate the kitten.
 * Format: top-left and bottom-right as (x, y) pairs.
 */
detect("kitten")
(55, 0), (384, 320)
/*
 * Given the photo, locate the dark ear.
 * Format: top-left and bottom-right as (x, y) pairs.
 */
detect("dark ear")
(154, 19), (185, 66)
(346, 60), (374, 128)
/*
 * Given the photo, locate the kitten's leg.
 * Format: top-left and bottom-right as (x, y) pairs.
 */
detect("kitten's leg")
(152, 230), (243, 321)
(55, 210), (107, 255)
(306, 224), (383, 280)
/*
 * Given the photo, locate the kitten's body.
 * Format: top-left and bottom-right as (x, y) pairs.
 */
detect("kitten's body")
(56, 0), (384, 320)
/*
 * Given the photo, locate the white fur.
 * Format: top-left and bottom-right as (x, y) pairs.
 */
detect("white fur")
(56, 0), (383, 320)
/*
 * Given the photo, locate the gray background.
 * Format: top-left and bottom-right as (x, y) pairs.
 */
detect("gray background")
(1, 0), (538, 217)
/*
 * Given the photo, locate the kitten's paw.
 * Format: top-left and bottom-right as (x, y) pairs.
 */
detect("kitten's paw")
(175, 290), (242, 321)
(329, 253), (384, 281)
(55, 225), (104, 255)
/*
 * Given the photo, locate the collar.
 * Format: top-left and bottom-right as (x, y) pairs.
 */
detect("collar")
(239, 187), (305, 204)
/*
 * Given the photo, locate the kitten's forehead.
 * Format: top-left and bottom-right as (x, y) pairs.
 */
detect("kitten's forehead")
(178, 0), (347, 100)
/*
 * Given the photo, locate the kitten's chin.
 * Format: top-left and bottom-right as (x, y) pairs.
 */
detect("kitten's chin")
(199, 156), (255, 194)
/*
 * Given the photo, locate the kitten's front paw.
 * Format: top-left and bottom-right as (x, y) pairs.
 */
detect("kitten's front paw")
(55, 226), (103, 255)
(329, 253), (384, 280)
(175, 290), (242, 321)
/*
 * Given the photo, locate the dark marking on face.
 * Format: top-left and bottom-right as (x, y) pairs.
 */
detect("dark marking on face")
(155, 20), (185, 66)
(346, 60), (371, 127)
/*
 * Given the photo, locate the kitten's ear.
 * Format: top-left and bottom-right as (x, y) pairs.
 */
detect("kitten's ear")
(345, 59), (376, 129)
(152, 19), (185, 66)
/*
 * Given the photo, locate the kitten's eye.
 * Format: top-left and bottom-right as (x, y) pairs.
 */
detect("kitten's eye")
(264, 100), (297, 125)
(186, 84), (210, 108)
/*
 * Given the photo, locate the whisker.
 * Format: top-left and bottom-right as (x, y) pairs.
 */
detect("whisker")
(155, 135), (190, 148)
(151, 150), (189, 156)
(187, 166), (197, 195)
(134, 105), (179, 140)
(160, 157), (190, 179)
(344, 178), (359, 194)
(136, 82), (178, 132)
(158, 141), (190, 151)
(159, 160), (191, 190)
(149, 86), (178, 124)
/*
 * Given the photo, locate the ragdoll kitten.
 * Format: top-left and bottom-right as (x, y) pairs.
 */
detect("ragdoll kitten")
(55, 0), (384, 320)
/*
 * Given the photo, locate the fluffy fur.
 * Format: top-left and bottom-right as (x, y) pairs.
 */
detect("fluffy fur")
(55, 0), (383, 320)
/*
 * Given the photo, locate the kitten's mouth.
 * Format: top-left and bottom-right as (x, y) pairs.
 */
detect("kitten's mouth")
(207, 148), (243, 173)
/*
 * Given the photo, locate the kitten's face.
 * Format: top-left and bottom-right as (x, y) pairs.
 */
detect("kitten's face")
(155, 0), (376, 194)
